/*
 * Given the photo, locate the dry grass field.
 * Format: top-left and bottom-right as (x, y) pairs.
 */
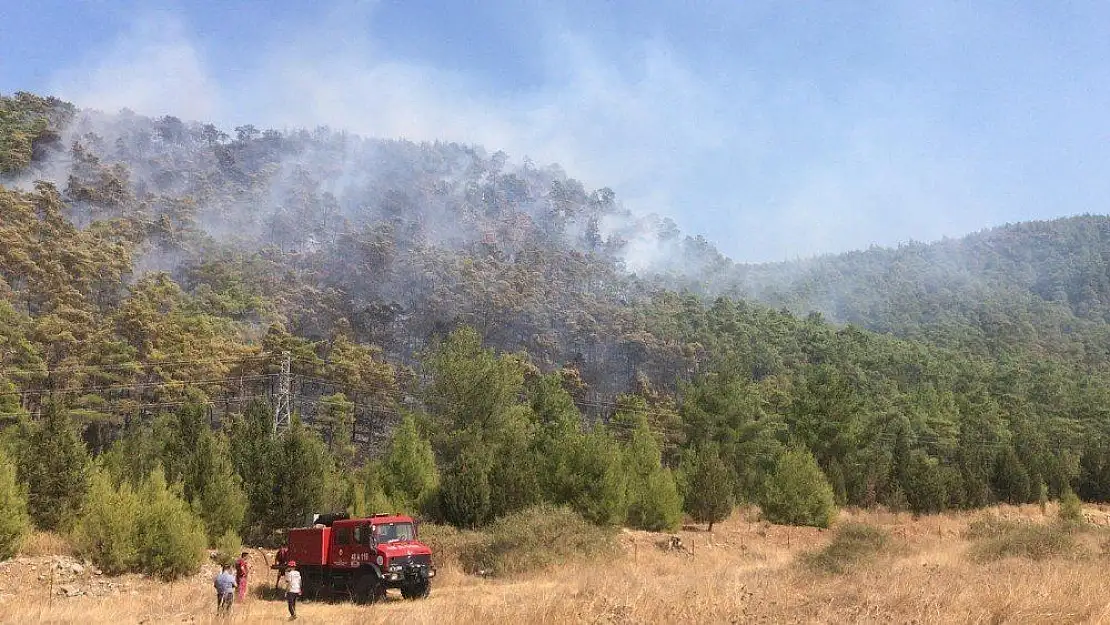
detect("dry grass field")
(4, 504), (1110, 624)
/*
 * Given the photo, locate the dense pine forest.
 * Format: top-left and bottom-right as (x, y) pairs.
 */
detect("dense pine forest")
(3, 91), (1110, 575)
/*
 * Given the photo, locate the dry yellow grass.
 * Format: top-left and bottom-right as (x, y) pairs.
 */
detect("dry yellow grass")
(4, 505), (1110, 624)
(17, 531), (76, 558)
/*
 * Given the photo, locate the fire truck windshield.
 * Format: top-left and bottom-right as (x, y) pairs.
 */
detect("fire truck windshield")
(374, 522), (415, 543)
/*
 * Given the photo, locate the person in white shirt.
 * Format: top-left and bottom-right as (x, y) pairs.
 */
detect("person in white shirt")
(213, 564), (237, 616)
(284, 560), (302, 620)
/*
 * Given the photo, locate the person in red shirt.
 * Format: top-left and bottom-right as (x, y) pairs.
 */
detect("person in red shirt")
(275, 542), (290, 588)
(235, 551), (250, 601)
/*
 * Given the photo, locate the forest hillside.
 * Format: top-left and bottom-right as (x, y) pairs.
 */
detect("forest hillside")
(3, 92), (1110, 570)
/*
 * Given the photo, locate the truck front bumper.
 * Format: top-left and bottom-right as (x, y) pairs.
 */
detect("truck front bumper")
(384, 565), (435, 585)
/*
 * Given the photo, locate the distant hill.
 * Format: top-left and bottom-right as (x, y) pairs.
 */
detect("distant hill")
(636, 212), (1110, 367)
(712, 216), (1110, 366)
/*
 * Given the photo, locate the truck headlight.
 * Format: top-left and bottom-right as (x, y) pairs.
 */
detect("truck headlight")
(376, 555), (384, 566)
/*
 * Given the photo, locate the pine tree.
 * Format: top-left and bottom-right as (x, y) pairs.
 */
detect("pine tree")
(826, 458), (848, 507)
(271, 418), (331, 529)
(486, 406), (542, 519)
(134, 467), (207, 579)
(439, 452), (492, 528)
(632, 469), (683, 531)
(623, 416), (682, 531)
(1077, 438), (1110, 502)
(213, 529), (242, 568)
(151, 403), (247, 543)
(903, 451), (948, 515)
(0, 379), (28, 419)
(73, 468), (140, 574)
(156, 403), (208, 488)
(759, 448), (837, 528)
(552, 427), (627, 525)
(190, 433), (248, 544)
(19, 404), (89, 530)
(422, 327), (526, 433)
(993, 445), (1032, 505)
(315, 393), (356, 468)
(956, 394), (1004, 507)
(350, 462), (396, 517)
(685, 446), (734, 531)
(0, 448), (30, 559)
(527, 372), (590, 507)
(527, 372), (581, 441)
(97, 422), (161, 486)
(380, 412), (439, 513)
(228, 400), (280, 540)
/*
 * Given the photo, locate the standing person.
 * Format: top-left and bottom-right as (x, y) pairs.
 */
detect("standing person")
(235, 551), (251, 601)
(214, 564), (237, 616)
(275, 541), (290, 588)
(285, 560), (302, 620)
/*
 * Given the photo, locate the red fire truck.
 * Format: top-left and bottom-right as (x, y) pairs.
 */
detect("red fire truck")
(285, 513), (435, 603)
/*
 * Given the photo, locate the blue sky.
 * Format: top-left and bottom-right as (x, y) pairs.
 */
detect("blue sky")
(2, 0), (1109, 263)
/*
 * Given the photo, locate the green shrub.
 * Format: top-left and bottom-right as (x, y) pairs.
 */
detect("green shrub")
(555, 428), (627, 526)
(626, 468), (683, 532)
(759, 449), (837, 528)
(74, 466), (217, 579)
(135, 468), (208, 579)
(213, 529), (242, 568)
(72, 469), (140, 574)
(965, 517), (1076, 562)
(439, 461), (492, 529)
(1059, 488), (1083, 524)
(415, 522), (487, 571)
(460, 504), (618, 577)
(349, 462), (397, 518)
(0, 449), (30, 559)
(802, 523), (889, 574)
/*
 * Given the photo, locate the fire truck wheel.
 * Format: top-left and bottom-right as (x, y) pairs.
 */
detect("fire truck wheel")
(354, 572), (387, 604)
(401, 579), (431, 600)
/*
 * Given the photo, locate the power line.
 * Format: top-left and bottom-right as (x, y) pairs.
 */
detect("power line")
(296, 396), (398, 415)
(0, 374), (274, 398)
(295, 375), (397, 397)
(0, 393), (272, 420)
(0, 354), (271, 378)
